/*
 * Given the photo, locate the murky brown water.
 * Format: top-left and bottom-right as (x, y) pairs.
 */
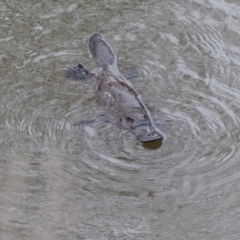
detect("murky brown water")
(1, 0), (240, 239)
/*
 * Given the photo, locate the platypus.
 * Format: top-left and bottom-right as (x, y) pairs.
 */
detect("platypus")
(66, 33), (163, 143)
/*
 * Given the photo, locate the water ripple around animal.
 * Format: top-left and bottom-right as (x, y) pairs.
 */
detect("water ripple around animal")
(2, 0), (240, 238)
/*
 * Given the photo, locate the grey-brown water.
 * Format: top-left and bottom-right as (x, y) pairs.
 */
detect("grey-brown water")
(1, 1), (240, 239)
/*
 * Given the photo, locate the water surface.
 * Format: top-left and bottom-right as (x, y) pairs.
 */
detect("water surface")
(1, 0), (240, 239)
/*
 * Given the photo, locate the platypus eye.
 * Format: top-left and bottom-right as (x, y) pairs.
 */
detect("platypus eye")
(125, 117), (134, 124)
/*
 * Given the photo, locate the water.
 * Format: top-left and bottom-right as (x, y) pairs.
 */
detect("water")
(1, 0), (240, 239)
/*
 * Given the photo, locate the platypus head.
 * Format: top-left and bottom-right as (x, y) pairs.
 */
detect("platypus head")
(121, 113), (164, 143)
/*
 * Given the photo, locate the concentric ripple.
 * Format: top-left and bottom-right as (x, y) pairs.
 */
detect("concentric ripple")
(2, 0), (240, 239)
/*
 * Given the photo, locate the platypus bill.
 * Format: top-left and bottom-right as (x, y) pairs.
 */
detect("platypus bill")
(66, 33), (164, 143)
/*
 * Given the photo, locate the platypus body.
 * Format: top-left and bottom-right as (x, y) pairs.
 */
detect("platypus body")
(66, 33), (163, 143)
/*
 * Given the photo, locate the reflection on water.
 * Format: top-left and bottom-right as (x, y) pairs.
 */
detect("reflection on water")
(1, 0), (240, 239)
(142, 140), (163, 150)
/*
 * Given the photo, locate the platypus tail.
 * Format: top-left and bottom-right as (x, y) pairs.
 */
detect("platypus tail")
(87, 33), (118, 70)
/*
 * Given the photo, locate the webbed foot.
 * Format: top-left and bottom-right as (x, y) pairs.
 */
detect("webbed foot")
(65, 64), (90, 80)
(121, 67), (139, 79)
(66, 65), (138, 81)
